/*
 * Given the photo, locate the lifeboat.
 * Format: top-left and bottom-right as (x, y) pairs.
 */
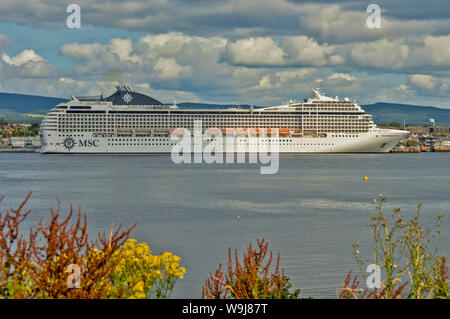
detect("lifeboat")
(279, 129), (290, 134)
(116, 127), (133, 136)
(205, 128), (220, 134)
(235, 128), (248, 135)
(135, 128), (153, 136)
(249, 129), (260, 134)
(172, 128), (186, 134)
(152, 128), (169, 137)
(221, 128), (235, 134)
(135, 128), (152, 131)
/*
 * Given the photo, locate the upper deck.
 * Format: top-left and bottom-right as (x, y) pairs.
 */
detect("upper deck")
(41, 87), (378, 136)
(53, 87), (368, 115)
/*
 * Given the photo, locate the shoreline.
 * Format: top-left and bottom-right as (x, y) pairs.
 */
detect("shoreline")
(0, 148), (448, 154)
(0, 148), (40, 153)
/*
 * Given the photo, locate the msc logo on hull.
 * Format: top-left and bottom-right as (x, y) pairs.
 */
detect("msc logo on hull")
(63, 136), (99, 151)
(78, 139), (99, 147)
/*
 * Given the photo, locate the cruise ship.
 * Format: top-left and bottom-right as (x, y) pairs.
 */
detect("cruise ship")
(40, 86), (409, 153)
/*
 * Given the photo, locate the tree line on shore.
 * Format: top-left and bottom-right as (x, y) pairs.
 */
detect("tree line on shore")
(0, 117), (40, 138)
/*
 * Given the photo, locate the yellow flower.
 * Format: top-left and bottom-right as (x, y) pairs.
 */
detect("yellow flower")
(108, 239), (186, 299)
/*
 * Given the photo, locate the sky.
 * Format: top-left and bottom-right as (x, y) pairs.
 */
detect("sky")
(0, 0), (449, 108)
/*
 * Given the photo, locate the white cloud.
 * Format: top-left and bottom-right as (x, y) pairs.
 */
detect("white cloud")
(135, 32), (227, 61)
(275, 68), (317, 83)
(134, 32), (227, 81)
(299, 4), (432, 44)
(409, 35), (450, 68)
(2, 49), (45, 66)
(424, 35), (450, 66)
(351, 39), (409, 69)
(406, 74), (450, 97)
(2, 23), (450, 108)
(281, 36), (342, 66)
(2, 49), (53, 78)
(222, 37), (286, 66)
(154, 57), (192, 81)
(247, 68), (318, 98)
(222, 36), (344, 67)
(60, 43), (104, 60)
(322, 73), (358, 89)
(328, 73), (356, 81)
(409, 74), (437, 91)
(252, 75), (278, 90)
(249, 68), (318, 95)
(59, 32), (227, 89)
(107, 38), (141, 63)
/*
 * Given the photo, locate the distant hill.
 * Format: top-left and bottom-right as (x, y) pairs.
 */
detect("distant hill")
(0, 92), (66, 123)
(181, 101), (450, 126)
(0, 92), (449, 126)
(363, 102), (450, 126)
(0, 92), (65, 113)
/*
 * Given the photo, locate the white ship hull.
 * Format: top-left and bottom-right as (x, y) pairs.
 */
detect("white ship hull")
(40, 129), (408, 154)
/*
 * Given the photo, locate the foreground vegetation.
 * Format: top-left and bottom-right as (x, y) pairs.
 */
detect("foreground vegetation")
(1, 193), (447, 299)
(0, 193), (185, 299)
(202, 238), (301, 299)
(203, 196), (448, 299)
(339, 195), (448, 299)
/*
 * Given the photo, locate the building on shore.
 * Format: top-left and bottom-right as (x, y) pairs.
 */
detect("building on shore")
(1, 136), (41, 149)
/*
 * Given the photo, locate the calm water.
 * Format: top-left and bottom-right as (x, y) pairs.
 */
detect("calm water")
(0, 152), (449, 298)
